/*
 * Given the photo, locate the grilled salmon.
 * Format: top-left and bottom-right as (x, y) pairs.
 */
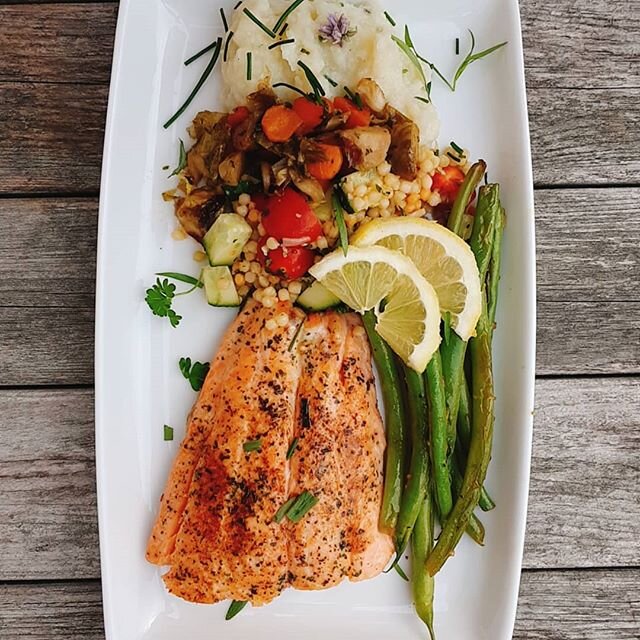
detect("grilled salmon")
(146, 301), (393, 605)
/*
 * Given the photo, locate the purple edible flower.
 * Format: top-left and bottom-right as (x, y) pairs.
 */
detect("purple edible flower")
(318, 13), (357, 46)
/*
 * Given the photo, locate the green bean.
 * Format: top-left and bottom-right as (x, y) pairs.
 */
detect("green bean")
(426, 294), (495, 576)
(451, 457), (485, 545)
(395, 365), (429, 558)
(488, 205), (506, 328)
(362, 311), (406, 533)
(447, 160), (487, 237)
(470, 185), (500, 282)
(457, 378), (496, 512)
(425, 351), (452, 518)
(412, 493), (436, 640)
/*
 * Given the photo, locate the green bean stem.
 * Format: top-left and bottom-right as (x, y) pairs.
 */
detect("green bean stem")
(425, 351), (452, 519)
(362, 311), (406, 533)
(395, 365), (429, 557)
(412, 493), (436, 640)
(426, 293), (495, 576)
(451, 456), (486, 544)
(457, 378), (496, 512)
(447, 160), (487, 237)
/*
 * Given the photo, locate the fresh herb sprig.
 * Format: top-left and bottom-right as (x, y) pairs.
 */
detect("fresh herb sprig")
(168, 139), (187, 177)
(179, 357), (210, 391)
(392, 27), (431, 100)
(225, 600), (247, 620)
(448, 31), (507, 91)
(145, 278), (182, 327)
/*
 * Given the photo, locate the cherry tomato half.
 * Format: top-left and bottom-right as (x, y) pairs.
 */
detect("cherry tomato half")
(257, 237), (316, 280)
(431, 166), (465, 205)
(261, 187), (322, 242)
(332, 96), (371, 128)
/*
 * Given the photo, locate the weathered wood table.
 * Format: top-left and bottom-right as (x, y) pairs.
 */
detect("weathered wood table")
(1, 1), (638, 637)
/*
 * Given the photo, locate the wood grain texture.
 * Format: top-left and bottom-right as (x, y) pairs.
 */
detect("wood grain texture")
(1, 569), (638, 639)
(0, 4), (117, 85)
(0, 83), (107, 194)
(523, 378), (640, 569)
(2, 379), (637, 579)
(0, 389), (99, 581)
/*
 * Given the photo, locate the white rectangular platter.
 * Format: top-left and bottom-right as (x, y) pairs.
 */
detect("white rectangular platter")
(95, 0), (536, 638)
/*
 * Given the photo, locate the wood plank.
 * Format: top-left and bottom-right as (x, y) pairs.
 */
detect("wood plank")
(521, 0), (640, 89)
(523, 378), (640, 569)
(1, 569), (638, 639)
(0, 4), (117, 85)
(1, 379), (637, 580)
(0, 389), (99, 581)
(0, 308), (94, 386)
(0, 82), (107, 194)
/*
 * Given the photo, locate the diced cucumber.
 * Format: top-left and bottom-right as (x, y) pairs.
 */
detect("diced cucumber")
(202, 266), (240, 307)
(296, 281), (341, 311)
(202, 213), (252, 266)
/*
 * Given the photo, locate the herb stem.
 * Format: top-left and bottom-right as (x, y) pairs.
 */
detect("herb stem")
(223, 30), (234, 62)
(272, 0), (306, 35)
(184, 41), (218, 66)
(220, 7), (229, 32)
(268, 38), (296, 50)
(243, 8), (277, 38)
(163, 37), (222, 129)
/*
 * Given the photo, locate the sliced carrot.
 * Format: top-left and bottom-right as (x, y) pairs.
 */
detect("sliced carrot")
(261, 104), (303, 142)
(333, 96), (371, 128)
(306, 143), (343, 180)
(292, 97), (325, 134)
(227, 106), (249, 127)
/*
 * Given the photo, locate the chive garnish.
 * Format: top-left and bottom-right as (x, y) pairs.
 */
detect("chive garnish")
(286, 437), (299, 459)
(301, 47), (310, 55)
(273, 0), (306, 35)
(415, 96), (430, 105)
(297, 60), (325, 97)
(274, 496), (296, 523)
(384, 11), (396, 26)
(163, 37), (222, 129)
(343, 86), (363, 108)
(273, 81), (308, 97)
(220, 7), (229, 31)
(286, 491), (319, 522)
(288, 319), (305, 351)
(447, 152), (461, 163)
(163, 425), (174, 441)
(451, 140), (464, 155)
(268, 38), (296, 50)
(455, 37), (460, 55)
(225, 600), (247, 620)
(223, 30), (234, 62)
(323, 74), (338, 87)
(331, 188), (349, 256)
(279, 22), (289, 36)
(243, 8), (277, 38)
(162, 165), (169, 170)
(184, 40), (218, 66)
(246, 51), (252, 80)
(243, 439), (262, 452)
(234, 0), (242, 9)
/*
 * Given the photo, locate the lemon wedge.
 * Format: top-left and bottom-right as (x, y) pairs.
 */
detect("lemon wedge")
(352, 218), (481, 340)
(308, 246), (441, 372)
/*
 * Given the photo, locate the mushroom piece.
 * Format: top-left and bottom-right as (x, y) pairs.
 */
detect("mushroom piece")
(356, 78), (387, 115)
(218, 151), (245, 186)
(388, 119), (420, 180)
(290, 168), (326, 202)
(175, 191), (224, 242)
(338, 126), (391, 171)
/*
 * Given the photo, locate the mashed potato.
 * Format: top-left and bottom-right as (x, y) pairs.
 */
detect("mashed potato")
(221, 0), (439, 145)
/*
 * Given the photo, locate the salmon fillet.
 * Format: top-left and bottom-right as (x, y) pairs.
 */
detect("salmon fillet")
(146, 303), (393, 605)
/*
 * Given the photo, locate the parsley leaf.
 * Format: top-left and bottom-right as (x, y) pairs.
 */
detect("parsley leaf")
(168, 139), (187, 178)
(145, 278), (182, 327)
(179, 357), (210, 391)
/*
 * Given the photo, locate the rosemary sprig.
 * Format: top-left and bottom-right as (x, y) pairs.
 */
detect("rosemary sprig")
(163, 37), (222, 129)
(450, 30), (507, 90)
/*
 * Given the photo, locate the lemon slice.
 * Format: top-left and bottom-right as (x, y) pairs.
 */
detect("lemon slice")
(352, 218), (481, 341)
(308, 246), (441, 372)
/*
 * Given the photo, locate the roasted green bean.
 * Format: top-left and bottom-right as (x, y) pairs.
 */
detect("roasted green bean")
(446, 160), (487, 237)
(451, 457), (486, 545)
(412, 493), (436, 640)
(488, 205), (506, 328)
(362, 310), (406, 533)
